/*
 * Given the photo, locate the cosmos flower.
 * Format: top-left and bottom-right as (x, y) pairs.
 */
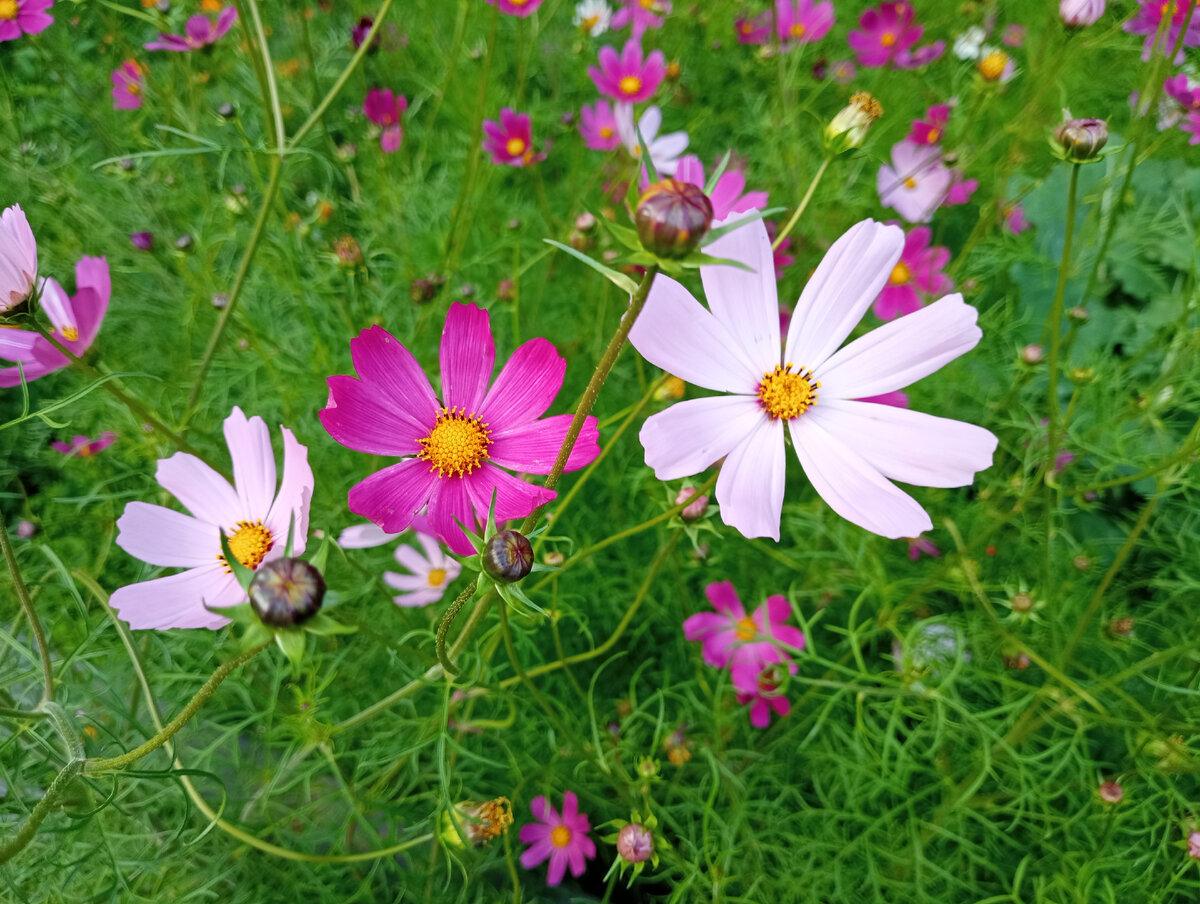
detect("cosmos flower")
(877, 140), (952, 223)
(0, 256), (110, 387)
(735, 10), (773, 44)
(848, 1), (923, 67)
(579, 99), (622, 150)
(976, 45), (1018, 82)
(110, 407), (314, 630)
(519, 792), (596, 886)
(1124, 0), (1200, 62)
(907, 103), (951, 145)
(1000, 201), (1030, 234)
(0, 204), (37, 311)
(485, 0), (546, 17)
(130, 231), (154, 251)
(628, 216), (996, 540)
(588, 38), (666, 103)
(907, 534), (940, 559)
(615, 103), (688, 176)
(774, 0), (835, 45)
(320, 303), (600, 555)
(384, 530), (462, 607)
(483, 108), (547, 166)
(574, 0), (613, 35)
(0, 0), (53, 42)
(611, 0), (671, 38)
(736, 663), (795, 728)
(363, 88), (407, 153)
(111, 61), (146, 111)
(51, 431), (117, 457)
(670, 154), (768, 220)
(144, 7), (237, 51)
(944, 169), (979, 206)
(873, 226), (953, 320)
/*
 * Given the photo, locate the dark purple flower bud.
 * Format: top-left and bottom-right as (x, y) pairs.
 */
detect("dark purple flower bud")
(130, 232), (154, 251)
(482, 530), (533, 583)
(635, 179), (714, 259)
(249, 558), (326, 628)
(351, 17), (379, 52)
(1054, 118), (1108, 161)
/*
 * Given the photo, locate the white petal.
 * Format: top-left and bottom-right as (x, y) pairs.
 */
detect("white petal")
(223, 406), (276, 517)
(337, 522), (394, 548)
(714, 416), (786, 541)
(700, 215), (781, 372)
(640, 395), (764, 481)
(116, 502), (218, 568)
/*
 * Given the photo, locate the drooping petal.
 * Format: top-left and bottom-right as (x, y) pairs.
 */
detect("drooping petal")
(115, 502), (218, 568)
(640, 395), (764, 481)
(264, 425), (314, 556)
(489, 414), (599, 474)
(439, 303), (495, 413)
(109, 564), (245, 631)
(714, 416), (787, 541)
(700, 215), (781, 370)
(156, 451), (242, 527)
(223, 407), (276, 518)
(478, 337), (565, 427)
(346, 459), (439, 534)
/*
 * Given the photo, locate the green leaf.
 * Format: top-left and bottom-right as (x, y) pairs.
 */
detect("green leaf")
(303, 612), (357, 636)
(705, 150), (733, 195)
(595, 217), (644, 253)
(679, 252), (755, 272)
(635, 121), (660, 184)
(274, 629), (307, 671)
(218, 529), (256, 593)
(544, 240), (638, 294)
(702, 207), (787, 244)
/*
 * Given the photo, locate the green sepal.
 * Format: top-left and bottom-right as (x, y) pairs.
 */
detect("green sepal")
(274, 629), (307, 672)
(596, 217), (645, 253)
(495, 581), (548, 618)
(544, 240), (638, 295)
(634, 121), (660, 184)
(701, 207), (786, 244)
(282, 512), (297, 558)
(217, 529), (256, 593)
(529, 562), (559, 575)
(238, 616), (273, 652)
(307, 529), (332, 574)
(302, 611), (356, 636)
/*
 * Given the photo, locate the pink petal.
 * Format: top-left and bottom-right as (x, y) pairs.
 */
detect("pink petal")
(478, 337), (565, 426)
(561, 791), (578, 821)
(439, 303), (495, 413)
(817, 294), (981, 399)
(391, 588), (445, 607)
(349, 324), (439, 428)
(519, 822), (550, 844)
(265, 424), (314, 556)
(383, 571), (436, 590)
(109, 564), (244, 631)
(715, 416), (786, 541)
(489, 414), (598, 474)
(156, 451), (242, 526)
(640, 395), (764, 481)
(546, 849), (569, 886)
(566, 843), (586, 877)
(223, 407), (276, 517)
(346, 459), (439, 534)
(73, 257), (110, 346)
(530, 795), (556, 823)
(38, 278), (75, 338)
(784, 219), (905, 372)
(520, 839), (553, 869)
(337, 522), (394, 548)
(788, 416), (932, 538)
(321, 375), (428, 456)
(425, 473), (477, 555)
(683, 610), (733, 642)
(704, 580), (746, 618)
(393, 542), (432, 574)
(115, 502), (217, 568)
(462, 462), (555, 526)
(700, 216), (781, 370)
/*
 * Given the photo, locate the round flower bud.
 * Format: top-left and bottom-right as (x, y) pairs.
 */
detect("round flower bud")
(1054, 118), (1108, 162)
(1020, 344), (1044, 365)
(1067, 305), (1089, 324)
(674, 486), (709, 522)
(249, 558), (326, 628)
(616, 822), (654, 863)
(1098, 780), (1123, 804)
(635, 179), (714, 260)
(482, 530), (534, 583)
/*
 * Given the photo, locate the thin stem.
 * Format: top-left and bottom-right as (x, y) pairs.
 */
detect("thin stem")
(0, 757), (83, 864)
(1064, 418), (1200, 495)
(243, 0), (285, 157)
(772, 156), (832, 251)
(435, 580), (478, 677)
(0, 516), (54, 705)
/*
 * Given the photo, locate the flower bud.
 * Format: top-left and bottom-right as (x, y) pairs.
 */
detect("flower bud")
(441, 797), (513, 847)
(824, 92), (883, 152)
(1059, 0), (1105, 27)
(635, 179), (713, 260)
(1054, 118), (1108, 162)
(1067, 305), (1089, 324)
(674, 486), (709, 522)
(482, 529), (534, 583)
(334, 234), (363, 266)
(617, 822), (654, 863)
(1098, 780), (1123, 804)
(1020, 344), (1044, 365)
(249, 558), (326, 627)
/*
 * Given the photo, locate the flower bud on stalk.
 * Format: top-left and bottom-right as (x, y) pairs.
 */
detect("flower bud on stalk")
(482, 529), (534, 583)
(249, 558), (326, 627)
(1054, 118), (1108, 162)
(824, 92), (883, 153)
(617, 823), (655, 863)
(635, 179), (713, 259)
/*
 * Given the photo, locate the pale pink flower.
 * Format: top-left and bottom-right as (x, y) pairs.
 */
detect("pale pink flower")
(877, 140), (952, 223)
(611, 0), (670, 38)
(0, 204), (38, 310)
(628, 217), (997, 540)
(669, 154), (768, 220)
(385, 530), (462, 607)
(519, 792), (596, 886)
(0, 0), (53, 42)
(873, 226), (952, 320)
(51, 431), (117, 457)
(775, 0), (835, 45)
(482, 108), (547, 166)
(1060, 0), (1104, 25)
(485, 0), (546, 16)
(145, 8), (237, 51)
(363, 88), (407, 153)
(110, 407), (313, 630)
(588, 38), (666, 103)
(111, 60), (146, 111)
(1188, 831), (1200, 860)
(579, 99), (622, 150)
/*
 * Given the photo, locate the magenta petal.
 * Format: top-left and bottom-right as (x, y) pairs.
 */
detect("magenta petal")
(322, 375), (428, 456)
(73, 256), (110, 346)
(109, 564), (244, 631)
(223, 407), (276, 517)
(520, 840), (553, 870)
(349, 324), (440, 429)
(478, 337), (565, 426)
(463, 463), (556, 526)
(546, 849), (569, 886)
(705, 580), (745, 618)
(115, 502), (217, 568)
(439, 303), (495, 412)
(489, 414), (598, 475)
(156, 452), (241, 526)
(683, 610), (732, 640)
(425, 474), (476, 555)
(346, 459), (439, 534)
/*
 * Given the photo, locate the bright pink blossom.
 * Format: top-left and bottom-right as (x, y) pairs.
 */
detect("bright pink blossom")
(1060, 0), (1104, 26)
(736, 663), (795, 728)
(1165, 73), (1200, 112)
(484, 0), (545, 17)
(683, 581), (805, 693)
(1188, 831), (1200, 860)
(628, 217), (996, 540)
(848, 1), (922, 67)
(611, 0), (671, 38)
(579, 99), (622, 150)
(588, 39), (666, 103)
(0, 0), (52, 42)
(1182, 112), (1200, 144)
(0, 256), (109, 387)
(894, 39), (945, 68)
(51, 431), (117, 457)
(873, 226), (952, 320)
(145, 7), (237, 51)
(0, 204), (38, 311)
(1001, 201), (1030, 234)
(1124, 0), (1200, 62)
(111, 407), (313, 630)
(669, 155), (768, 220)
(519, 792), (596, 886)
(483, 108), (547, 166)
(944, 169), (979, 206)
(320, 304), (600, 555)
(775, 0), (835, 45)
(907, 104), (950, 145)
(111, 61), (145, 111)
(877, 140), (951, 223)
(363, 88), (407, 153)
(735, 10), (773, 44)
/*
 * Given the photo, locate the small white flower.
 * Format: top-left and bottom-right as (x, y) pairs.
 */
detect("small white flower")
(615, 103), (688, 177)
(385, 533), (462, 608)
(573, 0), (613, 37)
(952, 25), (986, 60)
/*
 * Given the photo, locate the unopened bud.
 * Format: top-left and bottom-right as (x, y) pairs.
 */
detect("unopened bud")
(635, 179), (713, 260)
(617, 823), (655, 863)
(482, 530), (534, 583)
(174, 233), (194, 252)
(1020, 344), (1044, 365)
(496, 278), (516, 302)
(1054, 117), (1108, 162)
(674, 486), (709, 521)
(249, 558), (326, 627)
(218, 102), (236, 119)
(1011, 592), (1034, 613)
(824, 92), (883, 152)
(16, 520), (36, 539)
(334, 234), (363, 266)
(1098, 780), (1123, 804)
(1067, 305), (1089, 324)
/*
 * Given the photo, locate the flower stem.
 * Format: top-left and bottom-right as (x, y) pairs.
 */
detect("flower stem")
(772, 155), (831, 251)
(434, 579), (478, 677)
(0, 515), (54, 705)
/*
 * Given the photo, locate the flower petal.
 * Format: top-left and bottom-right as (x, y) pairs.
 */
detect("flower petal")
(109, 564), (244, 631)
(463, 463), (556, 528)
(337, 522), (393, 548)
(265, 424), (314, 556)
(223, 407), (276, 518)
(439, 303), (495, 413)
(156, 451), (242, 526)
(546, 849), (569, 886)
(640, 395), (764, 481)
(478, 337), (565, 427)
(715, 416), (786, 540)
(346, 459), (439, 534)
(426, 473), (477, 555)
(115, 502), (218, 568)
(700, 215), (781, 370)
(705, 580), (745, 618)
(321, 374), (427, 456)
(489, 414), (599, 474)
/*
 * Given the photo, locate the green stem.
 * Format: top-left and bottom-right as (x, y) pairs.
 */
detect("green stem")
(772, 155), (831, 251)
(1064, 417), (1200, 495)
(243, 0), (285, 156)
(0, 757), (83, 864)
(434, 580), (478, 677)
(0, 516), (54, 705)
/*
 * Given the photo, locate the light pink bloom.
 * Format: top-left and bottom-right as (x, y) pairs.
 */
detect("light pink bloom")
(669, 155), (768, 220)
(0, 256), (109, 387)
(320, 303), (600, 555)
(736, 663), (795, 728)
(873, 226), (952, 320)
(337, 521), (393, 548)
(907, 534), (940, 559)
(0, 203), (38, 310)
(485, 0), (546, 17)
(735, 10), (773, 44)
(111, 60), (145, 111)
(775, 0), (835, 45)
(1124, 0), (1199, 61)
(363, 88), (407, 153)
(51, 431), (117, 457)
(1002, 24), (1026, 45)
(683, 580), (805, 693)
(588, 38), (666, 103)
(907, 104), (950, 145)
(0, 0), (53, 42)
(483, 108), (547, 166)
(110, 407), (313, 630)
(579, 99), (622, 150)
(519, 792), (596, 886)
(611, 0), (671, 38)
(145, 7), (237, 51)
(628, 217), (997, 540)
(848, 1), (922, 67)
(877, 140), (951, 223)
(1188, 831), (1200, 860)
(385, 529), (462, 607)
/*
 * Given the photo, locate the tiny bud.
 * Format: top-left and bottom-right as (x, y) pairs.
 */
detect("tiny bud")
(1003, 652), (1030, 670)
(482, 530), (534, 583)
(155, 0), (170, 12)
(1073, 555), (1091, 571)
(16, 520), (36, 539)
(574, 212), (597, 232)
(174, 233), (194, 252)
(1098, 780), (1123, 804)
(617, 823), (655, 863)
(636, 756), (658, 777)
(1020, 344), (1044, 365)
(118, 157), (136, 171)
(249, 558), (326, 628)
(334, 234), (363, 266)
(635, 179), (714, 260)
(674, 486), (709, 521)
(560, 110), (576, 126)
(1011, 592), (1034, 613)
(218, 102), (236, 119)
(1054, 117), (1108, 162)
(1067, 305), (1089, 324)
(130, 232), (154, 251)
(496, 278), (517, 302)
(985, 545), (997, 556)
(655, 375), (686, 400)
(506, 218), (522, 230)
(1108, 616), (1135, 637)
(542, 551), (564, 567)
(824, 92), (883, 152)
(666, 60), (682, 80)
(616, 699), (633, 718)
(211, 293), (229, 309)
(458, 283), (476, 298)
(1068, 366), (1095, 384)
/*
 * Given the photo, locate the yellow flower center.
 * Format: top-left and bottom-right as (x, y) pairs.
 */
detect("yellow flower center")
(219, 519), (274, 572)
(511, 0), (529, 5)
(505, 137), (527, 156)
(551, 825), (572, 847)
(618, 75), (643, 96)
(926, 127), (940, 142)
(639, 0), (654, 8)
(428, 568), (447, 587)
(889, 261), (911, 285)
(978, 51), (1008, 81)
(202, 0), (222, 9)
(58, 326), (79, 341)
(581, 14), (598, 30)
(740, 21), (753, 34)
(880, 31), (896, 47)
(418, 407), (493, 478)
(0, 0), (18, 20)
(128, 82), (141, 95)
(757, 364), (819, 420)
(736, 616), (757, 641)
(790, 23), (806, 37)
(599, 125), (613, 138)
(903, 176), (917, 189)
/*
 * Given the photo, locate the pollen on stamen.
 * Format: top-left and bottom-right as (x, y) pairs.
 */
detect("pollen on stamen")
(756, 363), (819, 421)
(418, 406), (493, 478)
(216, 519), (275, 573)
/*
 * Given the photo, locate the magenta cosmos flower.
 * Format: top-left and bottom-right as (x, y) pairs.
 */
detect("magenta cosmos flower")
(683, 581), (805, 693)
(735, 10), (773, 44)
(363, 88), (407, 153)
(736, 662), (795, 728)
(588, 38), (666, 103)
(775, 0), (835, 45)
(145, 7), (237, 52)
(0, 0), (53, 42)
(110, 407), (313, 630)
(0, 256), (109, 387)
(0, 203), (37, 311)
(873, 225), (952, 320)
(111, 60), (146, 111)
(320, 303), (600, 555)
(51, 431), (117, 457)
(877, 140), (951, 223)
(579, 99), (622, 150)
(519, 792), (596, 886)
(1125, 0), (1200, 61)
(628, 216), (997, 540)
(483, 108), (547, 166)
(611, 0), (671, 38)
(907, 103), (950, 145)
(848, 1), (922, 67)
(485, 0), (545, 17)
(672, 154), (768, 220)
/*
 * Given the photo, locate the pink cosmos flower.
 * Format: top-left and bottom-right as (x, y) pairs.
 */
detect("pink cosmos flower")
(0, 0), (53, 42)
(110, 407), (313, 630)
(628, 216), (997, 540)
(0, 204), (38, 311)
(736, 663), (795, 728)
(51, 431), (117, 457)
(848, 1), (922, 67)
(483, 108), (547, 166)
(1165, 73), (1200, 112)
(130, 231), (154, 251)
(320, 303), (600, 555)
(1000, 201), (1030, 234)
(766, 221), (794, 280)
(775, 0), (835, 44)
(1125, 0), (1199, 62)
(385, 529), (462, 607)
(877, 140), (952, 223)
(907, 534), (940, 559)
(363, 88), (407, 153)
(944, 169), (979, 206)
(588, 38), (666, 103)
(579, 99), (622, 150)
(668, 155), (768, 220)
(1188, 831), (1200, 860)
(111, 60), (146, 111)
(0, 256), (110, 387)
(683, 581), (805, 693)
(519, 792), (596, 886)
(894, 39), (945, 68)
(485, 0), (546, 17)
(1002, 24), (1026, 45)
(873, 226), (952, 320)
(615, 103), (688, 176)
(735, 10), (773, 44)
(611, 0), (671, 38)
(1182, 113), (1200, 144)
(907, 104), (950, 145)
(145, 7), (237, 52)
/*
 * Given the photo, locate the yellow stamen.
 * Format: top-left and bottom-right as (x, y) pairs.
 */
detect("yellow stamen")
(217, 519), (274, 572)
(735, 616), (757, 641)
(418, 407), (493, 478)
(880, 31), (896, 47)
(428, 568), (447, 587)
(599, 125), (613, 138)
(926, 127), (940, 142)
(0, 0), (18, 20)
(581, 14), (598, 30)
(58, 326), (79, 341)
(505, 137), (527, 156)
(639, 0), (654, 8)
(903, 176), (917, 189)
(618, 74), (643, 96)
(790, 23), (806, 37)
(977, 50), (1008, 81)
(889, 261), (911, 286)
(757, 363), (818, 420)
(550, 825), (572, 847)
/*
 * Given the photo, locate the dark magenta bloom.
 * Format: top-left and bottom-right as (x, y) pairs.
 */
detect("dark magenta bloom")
(144, 7), (237, 52)
(0, 0), (53, 42)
